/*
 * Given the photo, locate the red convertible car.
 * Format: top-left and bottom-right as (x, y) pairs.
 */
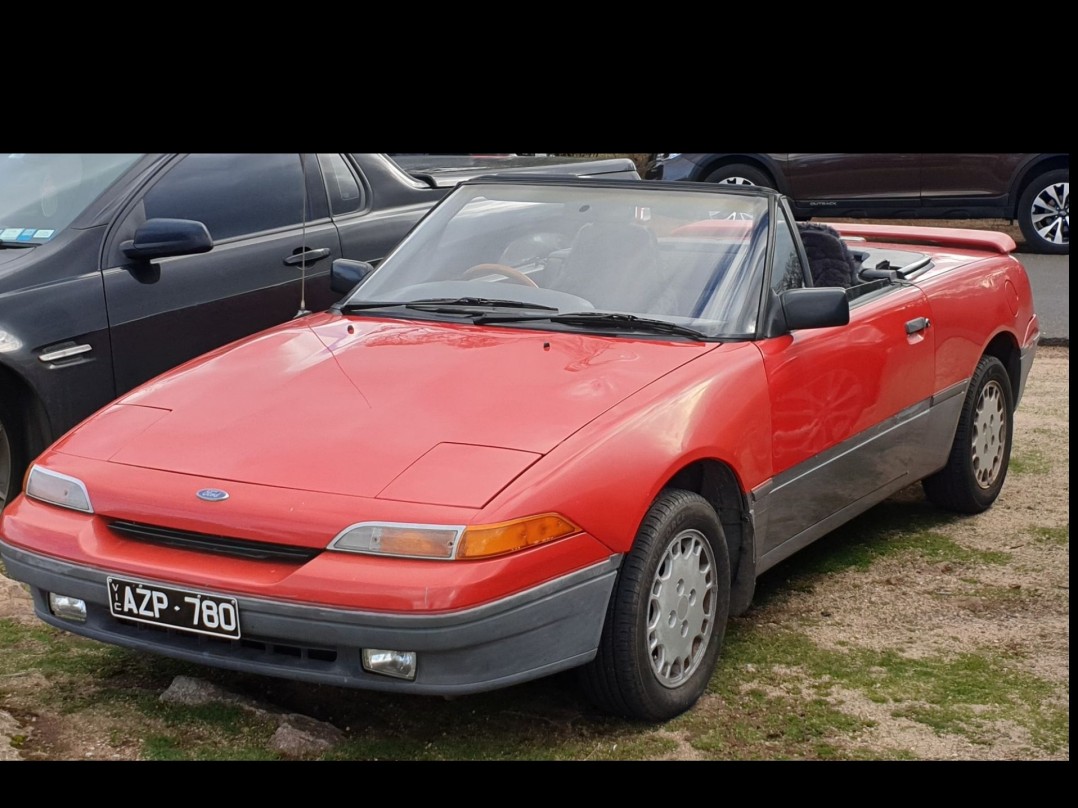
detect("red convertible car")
(0, 177), (1040, 722)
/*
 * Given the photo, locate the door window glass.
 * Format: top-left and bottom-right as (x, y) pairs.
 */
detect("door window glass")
(142, 154), (306, 241)
(317, 153), (365, 215)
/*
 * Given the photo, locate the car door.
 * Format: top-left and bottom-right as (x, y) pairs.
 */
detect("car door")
(101, 153), (342, 394)
(784, 153), (922, 211)
(918, 153), (1026, 208)
(756, 217), (935, 558)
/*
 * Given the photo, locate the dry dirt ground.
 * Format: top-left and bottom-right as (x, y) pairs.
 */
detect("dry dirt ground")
(0, 347), (1069, 760)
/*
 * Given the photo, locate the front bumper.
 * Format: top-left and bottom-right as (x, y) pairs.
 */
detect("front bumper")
(0, 539), (620, 695)
(643, 155), (697, 183)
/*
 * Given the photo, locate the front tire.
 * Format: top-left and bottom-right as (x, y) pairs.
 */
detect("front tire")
(703, 162), (773, 188)
(580, 489), (731, 721)
(0, 397), (27, 512)
(1017, 169), (1069, 255)
(923, 356), (1014, 513)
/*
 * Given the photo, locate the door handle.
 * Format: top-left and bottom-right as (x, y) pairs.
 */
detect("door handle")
(905, 316), (930, 335)
(283, 247), (331, 267)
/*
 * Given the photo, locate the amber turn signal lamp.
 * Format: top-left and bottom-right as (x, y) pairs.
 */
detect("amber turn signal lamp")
(458, 513), (581, 559)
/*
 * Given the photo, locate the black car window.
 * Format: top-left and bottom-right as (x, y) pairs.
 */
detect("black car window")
(141, 154), (307, 242)
(317, 153), (365, 216)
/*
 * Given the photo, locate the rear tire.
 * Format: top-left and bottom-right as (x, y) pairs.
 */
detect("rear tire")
(1017, 169), (1068, 255)
(923, 356), (1014, 513)
(580, 489), (730, 721)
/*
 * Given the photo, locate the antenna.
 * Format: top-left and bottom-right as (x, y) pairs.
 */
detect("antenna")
(294, 152), (311, 318)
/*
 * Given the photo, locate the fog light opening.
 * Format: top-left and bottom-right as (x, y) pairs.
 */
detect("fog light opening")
(48, 593), (87, 623)
(362, 648), (417, 680)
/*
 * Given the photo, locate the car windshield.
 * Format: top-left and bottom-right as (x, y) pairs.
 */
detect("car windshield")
(0, 153), (141, 245)
(348, 181), (772, 339)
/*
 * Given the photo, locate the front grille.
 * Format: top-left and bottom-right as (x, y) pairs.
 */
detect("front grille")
(109, 520), (321, 563)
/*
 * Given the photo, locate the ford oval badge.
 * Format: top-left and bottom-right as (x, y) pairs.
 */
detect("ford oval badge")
(196, 488), (230, 502)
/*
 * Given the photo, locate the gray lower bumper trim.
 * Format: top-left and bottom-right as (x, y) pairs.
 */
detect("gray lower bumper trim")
(0, 540), (621, 696)
(1016, 340), (1038, 407)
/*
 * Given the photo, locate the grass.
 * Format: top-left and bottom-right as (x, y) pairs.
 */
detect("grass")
(707, 629), (1069, 758)
(1030, 526), (1069, 546)
(1010, 448), (1052, 475)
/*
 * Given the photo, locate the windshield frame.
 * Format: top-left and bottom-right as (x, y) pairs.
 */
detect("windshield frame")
(344, 177), (780, 340)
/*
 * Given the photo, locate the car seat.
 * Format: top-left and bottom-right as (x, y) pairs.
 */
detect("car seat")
(553, 221), (662, 310)
(797, 223), (861, 287)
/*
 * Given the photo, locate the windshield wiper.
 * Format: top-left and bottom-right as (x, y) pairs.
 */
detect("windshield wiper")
(0, 240), (38, 249)
(340, 300), (414, 312)
(475, 311), (709, 340)
(407, 297), (559, 311)
(341, 297), (558, 314)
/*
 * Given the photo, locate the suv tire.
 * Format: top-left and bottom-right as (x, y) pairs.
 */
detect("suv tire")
(703, 163), (773, 188)
(1017, 169), (1069, 255)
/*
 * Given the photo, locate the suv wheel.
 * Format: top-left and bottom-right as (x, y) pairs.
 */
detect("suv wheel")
(1017, 169), (1069, 254)
(703, 163), (773, 188)
(702, 164), (776, 220)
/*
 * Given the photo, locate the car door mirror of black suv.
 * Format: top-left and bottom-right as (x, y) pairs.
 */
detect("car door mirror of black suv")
(330, 258), (375, 295)
(121, 218), (214, 261)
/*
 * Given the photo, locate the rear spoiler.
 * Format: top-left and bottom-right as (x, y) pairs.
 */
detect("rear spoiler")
(825, 222), (1016, 254)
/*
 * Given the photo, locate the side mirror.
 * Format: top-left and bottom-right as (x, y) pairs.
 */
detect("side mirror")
(121, 218), (213, 261)
(781, 287), (850, 330)
(330, 258), (375, 295)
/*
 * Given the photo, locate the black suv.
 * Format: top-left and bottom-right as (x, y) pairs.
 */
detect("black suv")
(644, 153), (1068, 255)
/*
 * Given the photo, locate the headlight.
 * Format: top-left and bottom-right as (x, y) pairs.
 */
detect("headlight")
(25, 465), (94, 513)
(329, 514), (581, 560)
(330, 522), (463, 559)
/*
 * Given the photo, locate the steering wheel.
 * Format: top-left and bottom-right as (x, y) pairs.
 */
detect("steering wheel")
(461, 263), (539, 288)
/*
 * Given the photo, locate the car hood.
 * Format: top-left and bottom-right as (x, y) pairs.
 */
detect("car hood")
(0, 244), (37, 275)
(55, 314), (716, 505)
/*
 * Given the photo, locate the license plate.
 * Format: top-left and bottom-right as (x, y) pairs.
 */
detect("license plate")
(107, 577), (241, 639)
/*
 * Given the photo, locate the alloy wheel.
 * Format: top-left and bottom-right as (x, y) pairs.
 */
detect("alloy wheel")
(714, 175), (755, 186)
(1028, 180), (1069, 248)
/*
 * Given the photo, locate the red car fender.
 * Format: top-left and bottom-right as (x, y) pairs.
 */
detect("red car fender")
(477, 341), (771, 555)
